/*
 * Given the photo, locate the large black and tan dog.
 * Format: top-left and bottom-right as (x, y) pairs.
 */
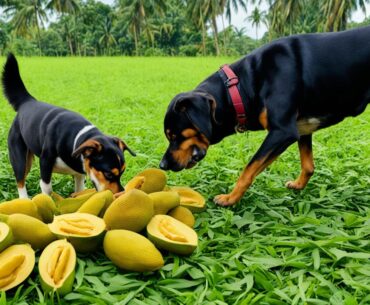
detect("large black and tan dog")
(2, 54), (135, 198)
(160, 26), (370, 206)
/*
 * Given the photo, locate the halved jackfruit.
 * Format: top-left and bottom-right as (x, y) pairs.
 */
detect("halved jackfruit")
(0, 244), (35, 291)
(104, 230), (164, 272)
(0, 223), (13, 252)
(147, 215), (198, 255)
(170, 187), (206, 212)
(49, 213), (106, 253)
(39, 239), (76, 295)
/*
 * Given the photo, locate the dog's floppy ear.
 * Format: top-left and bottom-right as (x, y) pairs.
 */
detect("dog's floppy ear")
(113, 137), (136, 156)
(72, 139), (102, 158)
(173, 92), (217, 140)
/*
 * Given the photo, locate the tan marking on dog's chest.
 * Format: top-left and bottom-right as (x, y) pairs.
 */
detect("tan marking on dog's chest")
(297, 118), (321, 135)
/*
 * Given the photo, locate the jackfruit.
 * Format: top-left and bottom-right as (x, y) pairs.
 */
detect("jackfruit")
(0, 244), (35, 291)
(32, 194), (58, 223)
(39, 239), (76, 295)
(0, 222), (13, 252)
(103, 189), (154, 232)
(149, 191), (180, 215)
(147, 215), (198, 255)
(103, 230), (164, 272)
(57, 192), (96, 214)
(0, 214), (55, 249)
(49, 213), (106, 253)
(168, 206), (195, 227)
(70, 188), (96, 198)
(77, 190), (113, 216)
(170, 187), (206, 212)
(135, 168), (167, 193)
(0, 198), (41, 220)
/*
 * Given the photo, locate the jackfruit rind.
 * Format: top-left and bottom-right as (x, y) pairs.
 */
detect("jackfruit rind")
(135, 168), (167, 193)
(103, 230), (164, 272)
(168, 206), (195, 228)
(0, 223), (13, 252)
(149, 191), (180, 215)
(103, 189), (154, 232)
(32, 194), (58, 223)
(57, 192), (96, 214)
(39, 239), (76, 296)
(170, 187), (206, 212)
(77, 190), (113, 216)
(147, 215), (198, 255)
(0, 198), (41, 220)
(70, 188), (96, 198)
(0, 244), (35, 291)
(49, 213), (106, 253)
(0, 213), (56, 249)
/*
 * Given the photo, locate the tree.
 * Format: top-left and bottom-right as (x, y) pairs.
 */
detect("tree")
(118, 0), (166, 56)
(46, 0), (79, 15)
(321, 0), (369, 31)
(98, 15), (117, 55)
(6, 0), (48, 55)
(247, 6), (265, 40)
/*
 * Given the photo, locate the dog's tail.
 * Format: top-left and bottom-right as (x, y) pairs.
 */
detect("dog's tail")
(2, 53), (34, 111)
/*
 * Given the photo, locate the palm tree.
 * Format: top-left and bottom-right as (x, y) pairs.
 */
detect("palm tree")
(118, 0), (166, 56)
(321, 0), (369, 31)
(267, 0), (302, 36)
(98, 15), (117, 55)
(6, 0), (48, 55)
(247, 7), (265, 40)
(221, 0), (247, 53)
(46, 0), (79, 15)
(186, 0), (207, 55)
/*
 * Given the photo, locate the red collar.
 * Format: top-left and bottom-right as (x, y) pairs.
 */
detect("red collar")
(219, 64), (247, 132)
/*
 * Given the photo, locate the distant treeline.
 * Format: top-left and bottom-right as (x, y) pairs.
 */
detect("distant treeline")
(0, 0), (369, 56)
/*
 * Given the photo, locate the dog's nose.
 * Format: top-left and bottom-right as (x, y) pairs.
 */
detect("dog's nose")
(159, 158), (169, 170)
(118, 184), (124, 192)
(192, 147), (205, 162)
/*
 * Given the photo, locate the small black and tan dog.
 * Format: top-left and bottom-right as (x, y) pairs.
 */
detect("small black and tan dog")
(2, 54), (135, 198)
(160, 26), (369, 207)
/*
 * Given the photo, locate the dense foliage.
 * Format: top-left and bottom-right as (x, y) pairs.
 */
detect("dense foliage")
(1, 0), (370, 56)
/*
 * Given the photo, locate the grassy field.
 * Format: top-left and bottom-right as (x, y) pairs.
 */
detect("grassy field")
(0, 56), (369, 305)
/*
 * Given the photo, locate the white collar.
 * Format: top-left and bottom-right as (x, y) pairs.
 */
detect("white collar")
(73, 125), (96, 151)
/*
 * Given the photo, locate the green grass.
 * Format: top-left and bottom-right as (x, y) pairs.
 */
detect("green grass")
(0, 57), (369, 305)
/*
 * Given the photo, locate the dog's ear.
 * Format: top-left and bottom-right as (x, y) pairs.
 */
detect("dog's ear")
(173, 93), (217, 140)
(112, 137), (136, 156)
(72, 139), (102, 158)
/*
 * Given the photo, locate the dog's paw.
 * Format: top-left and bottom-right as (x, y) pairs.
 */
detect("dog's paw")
(285, 180), (305, 190)
(214, 194), (238, 207)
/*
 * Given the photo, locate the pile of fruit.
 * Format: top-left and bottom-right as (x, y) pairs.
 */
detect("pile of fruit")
(0, 168), (206, 295)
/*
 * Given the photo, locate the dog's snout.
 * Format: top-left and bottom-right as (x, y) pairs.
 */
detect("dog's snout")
(159, 158), (169, 170)
(192, 147), (205, 162)
(119, 184), (124, 192)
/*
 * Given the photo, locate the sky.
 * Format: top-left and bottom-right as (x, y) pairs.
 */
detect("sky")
(215, 2), (370, 39)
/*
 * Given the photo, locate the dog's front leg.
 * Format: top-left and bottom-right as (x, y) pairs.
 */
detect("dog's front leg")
(39, 152), (55, 195)
(214, 129), (299, 206)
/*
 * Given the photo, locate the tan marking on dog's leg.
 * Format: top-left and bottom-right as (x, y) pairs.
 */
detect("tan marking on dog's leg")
(214, 155), (277, 206)
(286, 135), (314, 190)
(258, 108), (269, 130)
